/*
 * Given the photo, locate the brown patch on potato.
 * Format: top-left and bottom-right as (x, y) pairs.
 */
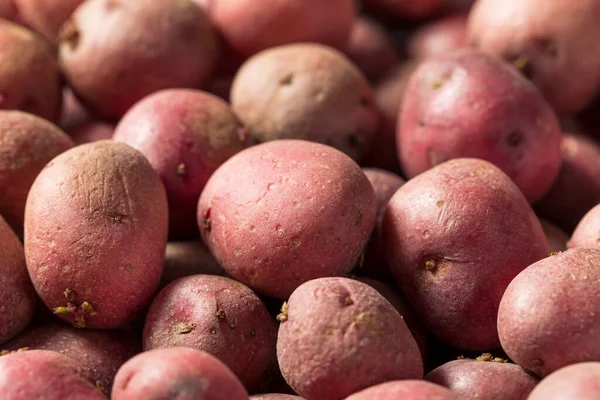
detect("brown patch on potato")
(436, 200), (444, 207)
(108, 212), (126, 225)
(174, 322), (196, 334)
(59, 20), (80, 50)
(201, 208), (212, 232)
(279, 74), (294, 86)
(354, 203), (364, 225)
(530, 358), (545, 376)
(421, 255), (449, 276)
(476, 353), (507, 363)
(215, 309), (226, 319)
(64, 288), (75, 301)
(431, 79), (445, 90)
(344, 296), (354, 306)
(176, 163), (187, 178)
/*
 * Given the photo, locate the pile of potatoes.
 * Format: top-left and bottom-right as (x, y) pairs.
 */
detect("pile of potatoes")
(2, 0), (600, 399)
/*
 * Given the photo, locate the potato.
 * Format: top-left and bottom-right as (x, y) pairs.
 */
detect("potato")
(345, 17), (400, 83)
(231, 44), (380, 162)
(0, 0), (18, 21)
(0, 349), (107, 399)
(0, 217), (36, 345)
(198, 140), (376, 298)
(343, 380), (457, 400)
(113, 89), (249, 239)
(59, 0), (219, 119)
(13, 0), (82, 44)
(0, 111), (74, 236)
(195, 0), (355, 58)
(425, 359), (539, 400)
(112, 347), (248, 400)
(527, 362), (600, 400)
(383, 158), (548, 350)
(251, 396), (302, 400)
(541, 219), (568, 253)
(569, 204), (600, 248)
(468, 0), (600, 114)
(277, 277), (423, 400)
(535, 133), (600, 233)
(161, 241), (224, 288)
(399, 49), (561, 203)
(68, 121), (114, 145)
(498, 247), (600, 377)
(143, 275), (277, 392)
(2, 322), (140, 394)
(362, 0), (445, 20)
(407, 14), (468, 59)
(0, 19), (62, 122)
(24, 140), (168, 329)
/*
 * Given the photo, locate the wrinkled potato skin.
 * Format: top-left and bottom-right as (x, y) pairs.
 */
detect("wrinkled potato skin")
(527, 362), (600, 400)
(343, 380), (458, 400)
(24, 140), (168, 329)
(569, 204), (600, 248)
(14, 0), (83, 44)
(383, 158), (548, 350)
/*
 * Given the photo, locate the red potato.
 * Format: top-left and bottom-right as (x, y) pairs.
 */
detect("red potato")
(541, 219), (568, 253)
(498, 248), (600, 377)
(468, 0), (600, 115)
(161, 241), (224, 288)
(24, 141), (168, 329)
(113, 89), (249, 239)
(0, 19), (62, 122)
(362, 0), (445, 20)
(277, 277), (423, 400)
(399, 49), (561, 204)
(425, 359), (539, 400)
(143, 275), (277, 392)
(0, 0), (17, 20)
(198, 140), (377, 298)
(527, 362), (600, 400)
(2, 322), (140, 394)
(251, 396), (303, 400)
(59, 0), (219, 119)
(383, 158), (548, 350)
(569, 204), (600, 248)
(0, 350), (107, 399)
(343, 380), (458, 400)
(13, 0), (82, 44)
(112, 347), (248, 400)
(0, 217), (36, 345)
(0, 111), (74, 236)
(407, 13), (468, 59)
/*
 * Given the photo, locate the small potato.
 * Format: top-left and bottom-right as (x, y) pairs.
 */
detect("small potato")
(198, 140), (376, 298)
(0, 350), (107, 399)
(231, 44), (380, 162)
(425, 359), (539, 400)
(362, 0), (445, 20)
(343, 380), (457, 400)
(527, 362), (600, 400)
(0, 217), (36, 345)
(112, 347), (248, 400)
(541, 219), (568, 253)
(0, 111), (74, 236)
(113, 89), (248, 238)
(384, 158), (548, 350)
(569, 204), (600, 248)
(399, 49), (562, 203)
(251, 396), (303, 400)
(277, 277), (423, 400)
(143, 275), (277, 392)
(407, 14), (468, 59)
(161, 241), (224, 288)
(25, 141), (168, 329)
(498, 247), (600, 377)
(14, 0), (82, 44)
(468, 0), (600, 114)
(0, 19), (62, 122)
(59, 0), (219, 119)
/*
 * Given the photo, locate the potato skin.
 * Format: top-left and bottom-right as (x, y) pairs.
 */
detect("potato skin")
(425, 359), (538, 400)
(569, 204), (600, 248)
(231, 44), (380, 162)
(59, 0), (218, 119)
(161, 241), (224, 288)
(0, 350), (107, 399)
(0, 111), (74, 236)
(407, 13), (468, 59)
(251, 395), (303, 400)
(498, 247), (600, 377)
(114, 89), (248, 239)
(277, 277), (423, 400)
(143, 275), (277, 392)
(383, 158), (548, 350)
(399, 49), (561, 203)
(24, 140), (168, 329)
(527, 362), (600, 400)
(112, 347), (248, 400)
(14, 0), (83, 44)
(468, 0), (600, 115)
(343, 380), (457, 400)
(0, 217), (36, 345)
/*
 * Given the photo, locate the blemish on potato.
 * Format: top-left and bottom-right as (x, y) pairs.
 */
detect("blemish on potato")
(174, 322), (196, 334)
(176, 163), (187, 178)
(215, 309), (226, 319)
(276, 302), (289, 322)
(425, 259), (436, 270)
(436, 200), (444, 207)
(354, 204), (363, 225)
(229, 324), (236, 329)
(201, 208), (212, 233)
(64, 288), (75, 301)
(343, 296), (354, 306)
(280, 74), (294, 86)
(59, 20), (81, 50)
(210, 327), (218, 335)
(431, 79), (444, 90)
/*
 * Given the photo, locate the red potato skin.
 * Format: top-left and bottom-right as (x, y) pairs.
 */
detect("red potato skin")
(569, 204), (600, 248)
(527, 362), (600, 400)
(0, 111), (74, 236)
(251, 396), (303, 400)
(112, 347), (248, 400)
(161, 241), (224, 288)
(24, 141), (168, 329)
(498, 248), (600, 377)
(59, 0), (219, 120)
(198, 140), (377, 298)
(407, 13), (468, 59)
(399, 49), (561, 204)
(468, 0), (600, 115)
(383, 158), (548, 350)
(0, 350), (107, 399)
(14, 0), (82, 44)
(113, 89), (248, 239)
(540, 219), (568, 253)
(425, 359), (539, 400)
(343, 380), (458, 400)
(277, 277), (423, 400)
(143, 275), (277, 393)
(0, 217), (36, 345)
(0, 19), (62, 122)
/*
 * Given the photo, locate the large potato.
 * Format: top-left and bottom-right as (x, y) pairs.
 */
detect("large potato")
(343, 380), (457, 400)
(198, 140), (376, 298)
(383, 158), (548, 350)
(24, 141), (168, 329)
(527, 362), (600, 400)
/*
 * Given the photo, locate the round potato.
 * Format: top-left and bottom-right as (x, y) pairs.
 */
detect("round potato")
(569, 204), (600, 248)
(343, 380), (457, 400)
(407, 13), (468, 59)
(14, 0), (83, 44)
(251, 396), (302, 400)
(527, 362), (600, 400)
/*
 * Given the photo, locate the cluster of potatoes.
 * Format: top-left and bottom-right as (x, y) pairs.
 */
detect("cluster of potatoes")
(2, 0), (600, 399)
